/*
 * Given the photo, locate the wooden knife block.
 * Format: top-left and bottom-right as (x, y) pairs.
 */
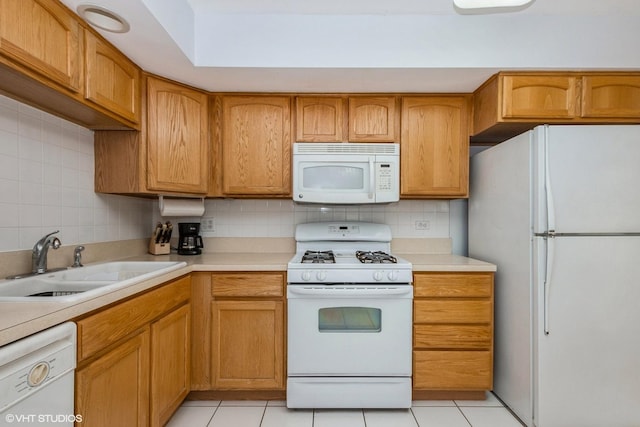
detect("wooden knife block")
(149, 239), (170, 255)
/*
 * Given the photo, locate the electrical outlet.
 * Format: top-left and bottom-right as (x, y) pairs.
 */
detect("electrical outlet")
(201, 217), (215, 232)
(415, 220), (430, 230)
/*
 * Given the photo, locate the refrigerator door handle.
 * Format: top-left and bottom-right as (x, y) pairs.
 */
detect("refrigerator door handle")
(543, 233), (555, 335)
(543, 126), (556, 233)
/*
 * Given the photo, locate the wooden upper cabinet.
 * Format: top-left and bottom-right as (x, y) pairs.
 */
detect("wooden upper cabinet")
(146, 77), (209, 194)
(221, 96), (292, 195)
(296, 96), (345, 142)
(581, 75), (640, 118)
(84, 29), (141, 125)
(0, 0), (81, 93)
(400, 96), (470, 198)
(502, 74), (577, 119)
(349, 96), (399, 142)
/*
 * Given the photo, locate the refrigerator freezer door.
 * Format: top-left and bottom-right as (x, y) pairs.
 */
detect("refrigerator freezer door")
(536, 125), (640, 234)
(534, 235), (640, 427)
(469, 130), (533, 425)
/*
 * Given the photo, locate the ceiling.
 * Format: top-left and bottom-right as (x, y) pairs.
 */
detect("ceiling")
(59, 0), (640, 93)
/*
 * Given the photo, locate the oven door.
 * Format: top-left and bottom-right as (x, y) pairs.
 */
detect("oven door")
(287, 285), (413, 377)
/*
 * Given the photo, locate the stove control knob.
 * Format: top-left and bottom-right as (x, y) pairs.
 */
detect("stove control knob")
(387, 270), (399, 281)
(301, 271), (312, 281)
(316, 271), (327, 281)
(373, 271), (384, 281)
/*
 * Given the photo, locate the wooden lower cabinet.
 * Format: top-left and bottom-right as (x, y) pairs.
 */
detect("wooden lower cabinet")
(413, 272), (494, 397)
(150, 304), (191, 427)
(75, 276), (190, 427)
(76, 329), (150, 427)
(190, 272), (286, 396)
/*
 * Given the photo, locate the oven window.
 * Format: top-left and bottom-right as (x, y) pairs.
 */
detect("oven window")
(303, 166), (364, 190)
(318, 307), (381, 332)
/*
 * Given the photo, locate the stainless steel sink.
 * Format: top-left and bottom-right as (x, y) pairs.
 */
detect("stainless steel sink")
(0, 261), (187, 302)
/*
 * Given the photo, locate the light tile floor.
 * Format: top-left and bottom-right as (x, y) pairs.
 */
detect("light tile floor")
(166, 393), (525, 427)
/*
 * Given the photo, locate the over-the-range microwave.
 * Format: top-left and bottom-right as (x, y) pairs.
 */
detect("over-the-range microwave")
(292, 143), (400, 204)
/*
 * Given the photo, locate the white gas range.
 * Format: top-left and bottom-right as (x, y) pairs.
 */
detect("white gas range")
(286, 222), (413, 409)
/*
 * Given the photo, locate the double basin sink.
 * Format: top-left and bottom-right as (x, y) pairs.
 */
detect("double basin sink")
(0, 261), (187, 303)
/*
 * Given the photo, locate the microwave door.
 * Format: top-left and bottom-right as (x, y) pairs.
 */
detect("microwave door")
(295, 160), (374, 204)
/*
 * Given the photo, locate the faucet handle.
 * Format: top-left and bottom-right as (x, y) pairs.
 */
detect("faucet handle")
(72, 245), (85, 268)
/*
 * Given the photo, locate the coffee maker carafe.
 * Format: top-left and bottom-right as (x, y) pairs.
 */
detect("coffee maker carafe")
(178, 222), (203, 255)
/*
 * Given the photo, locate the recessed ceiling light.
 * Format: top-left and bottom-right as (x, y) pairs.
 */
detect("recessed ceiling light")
(77, 4), (130, 33)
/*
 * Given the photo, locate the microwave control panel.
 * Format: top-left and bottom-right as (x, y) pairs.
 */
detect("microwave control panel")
(376, 163), (394, 192)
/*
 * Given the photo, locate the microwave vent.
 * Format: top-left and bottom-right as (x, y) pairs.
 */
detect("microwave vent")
(294, 143), (399, 155)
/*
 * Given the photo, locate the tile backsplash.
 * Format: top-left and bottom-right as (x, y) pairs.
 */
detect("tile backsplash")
(0, 95), (152, 252)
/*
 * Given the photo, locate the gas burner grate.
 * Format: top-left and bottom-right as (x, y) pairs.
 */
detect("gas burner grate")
(355, 250), (397, 264)
(301, 250), (336, 264)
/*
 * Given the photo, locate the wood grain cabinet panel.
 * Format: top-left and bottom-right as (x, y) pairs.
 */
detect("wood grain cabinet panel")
(349, 96), (398, 142)
(146, 76), (209, 194)
(0, 0), (81, 92)
(400, 96), (470, 198)
(221, 96), (292, 195)
(413, 272), (494, 395)
(84, 29), (140, 124)
(211, 300), (284, 389)
(296, 96), (346, 142)
(502, 75), (577, 119)
(581, 75), (640, 118)
(76, 329), (150, 427)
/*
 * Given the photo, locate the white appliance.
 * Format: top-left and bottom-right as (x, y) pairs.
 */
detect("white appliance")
(469, 125), (640, 427)
(292, 143), (400, 204)
(0, 322), (77, 427)
(286, 222), (413, 408)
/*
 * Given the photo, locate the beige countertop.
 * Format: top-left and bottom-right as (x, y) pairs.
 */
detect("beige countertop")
(0, 251), (495, 347)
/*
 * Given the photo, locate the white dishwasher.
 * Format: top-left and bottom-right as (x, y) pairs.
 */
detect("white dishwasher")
(0, 322), (77, 426)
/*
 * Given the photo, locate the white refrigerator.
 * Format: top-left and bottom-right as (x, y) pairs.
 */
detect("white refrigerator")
(469, 125), (640, 427)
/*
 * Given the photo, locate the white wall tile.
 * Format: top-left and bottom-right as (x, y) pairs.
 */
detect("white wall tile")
(0, 94), (153, 252)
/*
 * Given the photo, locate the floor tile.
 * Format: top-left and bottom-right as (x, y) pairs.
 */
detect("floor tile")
(207, 406), (265, 427)
(412, 400), (457, 407)
(458, 407), (524, 427)
(219, 400), (267, 407)
(455, 392), (502, 407)
(411, 407), (471, 427)
(260, 406), (313, 427)
(313, 409), (366, 427)
(267, 400), (287, 407)
(165, 406), (216, 427)
(364, 409), (418, 427)
(181, 400), (221, 407)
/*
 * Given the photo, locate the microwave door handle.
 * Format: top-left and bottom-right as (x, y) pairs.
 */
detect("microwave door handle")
(368, 157), (375, 200)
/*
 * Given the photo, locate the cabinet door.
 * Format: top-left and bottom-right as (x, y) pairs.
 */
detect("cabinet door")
(349, 96), (398, 142)
(211, 300), (284, 389)
(502, 75), (577, 119)
(150, 304), (190, 427)
(581, 75), (640, 118)
(414, 350), (492, 390)
(76, 330), (150, 427)
(400, 97), (469, 197)
(146, 77), (209, 194)
(84, 30), (141, 124)
(222, 96), (292, 195)
(0, 0), (81, 92)
(296, 96), (345, 142)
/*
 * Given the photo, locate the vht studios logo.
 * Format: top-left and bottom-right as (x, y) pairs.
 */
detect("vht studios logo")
(4, 413), (83, 423)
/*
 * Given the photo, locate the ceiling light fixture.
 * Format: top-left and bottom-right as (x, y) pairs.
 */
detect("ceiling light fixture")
(77, 4), (130, 33)
(454, 0), (535, 12)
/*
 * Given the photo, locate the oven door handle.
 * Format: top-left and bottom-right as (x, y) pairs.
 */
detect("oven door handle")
(288, 287), (413, 298)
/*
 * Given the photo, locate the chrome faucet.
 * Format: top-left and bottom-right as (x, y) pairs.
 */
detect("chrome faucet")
(32, 230), (62, 274)
(72, 245), (85, 268)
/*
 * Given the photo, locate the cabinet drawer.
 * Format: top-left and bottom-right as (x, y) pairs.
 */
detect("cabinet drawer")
(77, 276), (190, 361)
(414, 325), (491, 349)
(413, 273), (492, 298)
(211, 273), (284, 297)
(414, 300), (491, 324)
(413, 350), (492, 390)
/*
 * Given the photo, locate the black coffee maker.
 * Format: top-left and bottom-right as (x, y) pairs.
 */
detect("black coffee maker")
(178, 222), (203, 255)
